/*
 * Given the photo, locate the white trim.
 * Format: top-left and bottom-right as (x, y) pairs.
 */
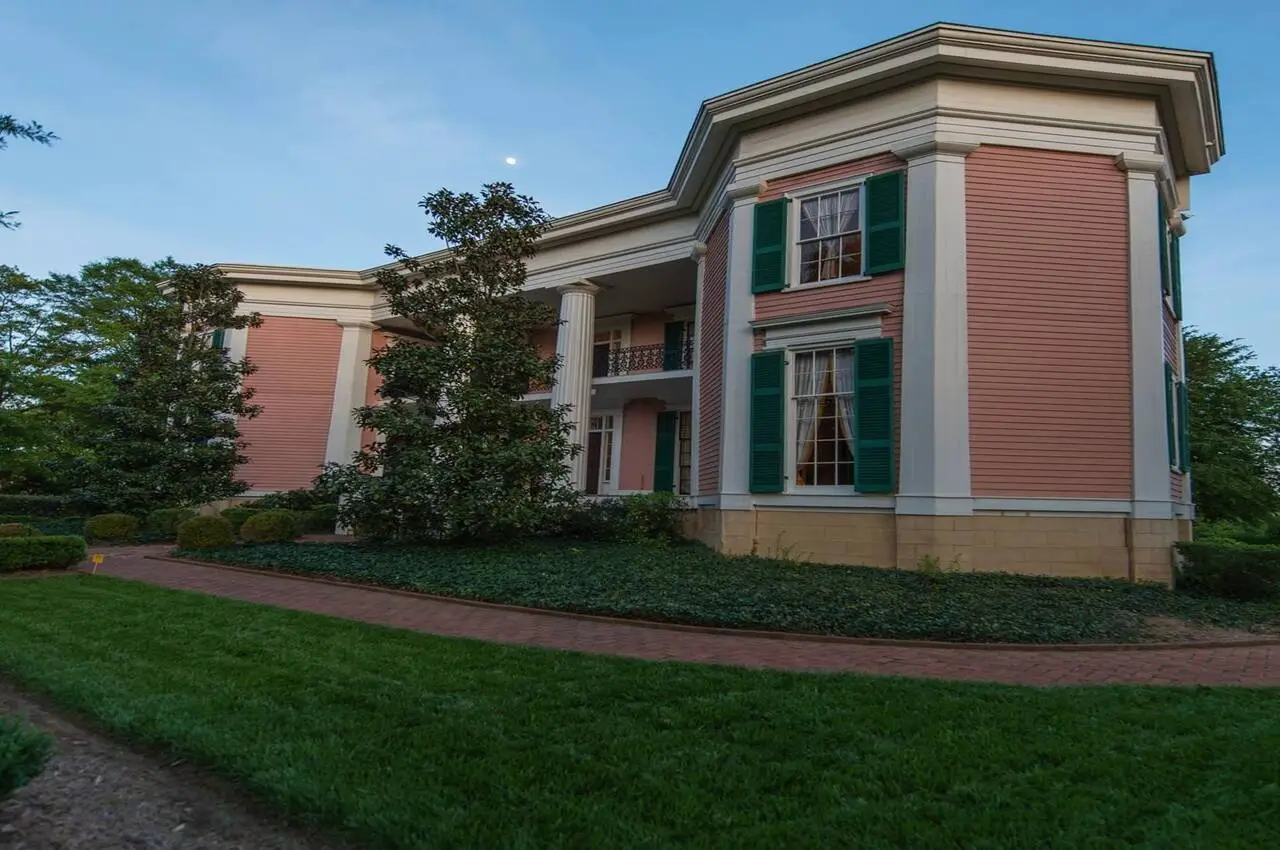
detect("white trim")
(897, 496), (975, 516)
(718, 195), (758, 498)
(785, 177), (868, 290)
(975, 498), (1140, 514)
(592, 369), (692, 387)
(690, 246), (706, 497)
(750, 304), (892, 330)
(323, 321), (374, 467)
(783, 344), (861, 495)
(762, 315), (881, 351)
(705, 495), (1179, 515)
(587, 409), (623, 495)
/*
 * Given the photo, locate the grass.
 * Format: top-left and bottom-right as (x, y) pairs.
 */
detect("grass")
(0, 575), (1278, 848)
(178, 540), (1280, 644)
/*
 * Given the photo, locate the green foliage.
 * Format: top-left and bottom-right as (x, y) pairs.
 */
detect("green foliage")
(299, 503), (339, 534)
(0, 535), (86, 571)
(1, 114), (57, 231)
(176, 516), (235, 550)
(83, 513), (139, 542)
(1194, 518), (1280, 546)
(0, 523), (36, 537)
(0, 515), (85, 536)
(239, 509), (301, 544)
(1184, 329), (1280, 521)
(0, 494), (70, 517)
(325, 184), (578, 542)
(219, 506), (258, 534)
(0, 716), (54, 802)
(1176, 541), (1280, 601)
(183, 541), (1280, 644)
(4, 578), (1280, 849)
(80, 263), (262, 514)
(561, 493), (687, 545)
(255, 487), (334, 512)
(144, 508), (197, 541)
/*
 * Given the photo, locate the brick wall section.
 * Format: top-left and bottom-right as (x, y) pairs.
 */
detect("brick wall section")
(966, 146), (1132, 499)
(240, 316), (342, 491)
(697, 211), (729, 496)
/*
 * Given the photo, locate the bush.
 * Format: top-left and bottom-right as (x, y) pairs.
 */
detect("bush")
(239, 509), (301, 544)
(220, 507), (260, 534)
(621, 492), (686, 544)
(144, 508), (197, 541)
(0, 716), (55, 801)
(558, 498), (631, 542)
(1176, 541), (1280, 600)
(83, 513), (140, 543)
(0, 523), (38, 538)
(256, 487), (335, 512)
(298, 503), (340, 534)
(0, 495), (67, 518)
(176, 516), (236, 550)
(0, 536), (87, 572)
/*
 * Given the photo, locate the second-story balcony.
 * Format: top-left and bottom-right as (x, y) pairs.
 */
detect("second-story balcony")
(593, 339), (694, 378)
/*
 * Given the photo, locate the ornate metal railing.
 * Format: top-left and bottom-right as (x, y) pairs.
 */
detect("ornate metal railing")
(595, 339), (695, 378)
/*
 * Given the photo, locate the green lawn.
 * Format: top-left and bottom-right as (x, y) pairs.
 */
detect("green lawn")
(1, 575), (1278, 848)
(179, 540), (1280, 643)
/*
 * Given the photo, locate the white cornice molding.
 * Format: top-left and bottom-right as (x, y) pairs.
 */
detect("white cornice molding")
(1114, 151), (1166, 173)
(891, 134), (980, 160)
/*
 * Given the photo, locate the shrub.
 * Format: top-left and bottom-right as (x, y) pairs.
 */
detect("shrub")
(1175, 541), (1280, 601)
(144, 508), (197, 541)
(0, 495), (66, 518)
(83, 513), (140, 543)
(239, 509), (301, 544)
(621, 492), (687, 544)
(299, 503), (340, 534)
(0, 716), (55, 802)
(0, 536), (87, 572)
(558, 498), (630, 542)
(176, 516), (236, 550)
(256, 487), (335, 512)
(0, 523), (38, 538)
(220, 507), (260, 534)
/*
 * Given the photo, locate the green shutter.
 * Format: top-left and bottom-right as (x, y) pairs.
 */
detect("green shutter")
(1164, 362), (1177, 467)
(653, 411), (678, 492)
(1178, 381), (1191, 472)
(749, 350), (785, 493)
(662, 321), (685, 371)
(1170, 234), (1183, 320)
(1157, 196), (1171, 297)
(210, 328), (227, 351)
(865, 172), (905, 274)
(751, 199), (788, 293)
(854, 338), (894, 493)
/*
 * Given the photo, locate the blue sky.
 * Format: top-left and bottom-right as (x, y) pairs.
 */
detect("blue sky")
(3, 0), (1276, 364)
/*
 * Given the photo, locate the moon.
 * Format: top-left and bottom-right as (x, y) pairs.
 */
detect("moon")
(504, 156), (518, 166)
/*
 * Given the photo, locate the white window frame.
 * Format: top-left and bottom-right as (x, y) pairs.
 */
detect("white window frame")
(786, 176), (872, 291)
(588, 410), (623, 495)
(784, 343), (860, 495)
(660, 406), (694, 496)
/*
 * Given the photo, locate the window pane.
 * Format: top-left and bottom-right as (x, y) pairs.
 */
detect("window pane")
(794, 351), (813, 395)
(819, 194), (838, 237)
(819, 239), (840, 281)
(840, 232), (863, 278)
(800, 261), (819, 284)
(800, 241), (819, 264)
(794, 345), (857, 489)
(800, 200), (819, 240)
(839, 191), (860, 232)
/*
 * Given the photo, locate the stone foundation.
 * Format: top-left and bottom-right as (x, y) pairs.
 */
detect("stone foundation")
(690, 508), (1190, 584)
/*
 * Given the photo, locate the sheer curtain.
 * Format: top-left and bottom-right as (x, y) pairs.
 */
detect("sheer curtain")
(834, 347), (856, 464)
(794, 353), (819, 479)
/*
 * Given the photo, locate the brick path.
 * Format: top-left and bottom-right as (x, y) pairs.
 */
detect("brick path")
(81, 548), (1280, 687)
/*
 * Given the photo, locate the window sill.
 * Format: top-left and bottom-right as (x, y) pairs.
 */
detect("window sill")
(784, 275), (872, 293)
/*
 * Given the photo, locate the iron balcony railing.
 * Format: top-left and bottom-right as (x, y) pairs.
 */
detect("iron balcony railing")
(595, 339), (694, 378)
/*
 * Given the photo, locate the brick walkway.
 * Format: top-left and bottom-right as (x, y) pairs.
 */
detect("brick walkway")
(81, 548), (1280, 687)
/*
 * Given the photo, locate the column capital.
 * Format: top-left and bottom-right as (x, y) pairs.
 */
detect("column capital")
(1113, 152), (1165, 174)
(337, 320), (377, 330)
(557, 280), (600, 296)
(726, 181), (762, 201)
(892, 134), (979, 162)
(690, 241), (708, 261)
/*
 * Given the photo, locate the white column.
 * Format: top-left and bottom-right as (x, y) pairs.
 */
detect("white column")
(551, 281), (599, 490)
(324, 321), (375, 466)
(718, 189), (759, 506)
(892, 138), (977, 516)
(689, 241), (707, 497)
(1116, 152), (1174, 518)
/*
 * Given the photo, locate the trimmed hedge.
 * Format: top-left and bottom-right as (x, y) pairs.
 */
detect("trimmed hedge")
(1176, 542), (1280, 601)
(176, 516), (236, 550)
(0, 535), (87, 571)
(144, 508), (197, 541)
(220, 507), (258, 534)
(84, 513), (140, 543)
(298, 504), (339, 534)
(0, 523), (38, 538)
(240, 509), (301, 544)
(0, 716), (54, 802)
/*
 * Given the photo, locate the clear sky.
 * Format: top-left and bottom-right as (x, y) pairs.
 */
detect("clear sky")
(3, 0), (1276, 363)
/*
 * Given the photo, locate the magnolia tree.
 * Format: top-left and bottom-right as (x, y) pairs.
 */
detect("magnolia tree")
(83, 263), (261, 512)
(326, 182), (578, 541)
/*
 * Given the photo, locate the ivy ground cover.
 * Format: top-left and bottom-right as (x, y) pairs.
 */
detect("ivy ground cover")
(178, 541), (1280, 644)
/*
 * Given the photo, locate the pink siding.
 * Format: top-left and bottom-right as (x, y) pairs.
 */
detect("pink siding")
(967, 146), (1132, 498)
(361, 329), (387, 450)
(240, 316), (342, 491)
(758, 152), (905, 202)
(620, 399), (664, 491)
(697, 212), (729, 495)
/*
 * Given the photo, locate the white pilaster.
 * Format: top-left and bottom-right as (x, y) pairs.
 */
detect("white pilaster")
(689, 241), (708, 496)
(718, 189), (759, 500)
(1116, 152), (1174, 518)
(324, 321), (375, 466)
(551, 281), (599, 490)
(892, 138), (977, 516)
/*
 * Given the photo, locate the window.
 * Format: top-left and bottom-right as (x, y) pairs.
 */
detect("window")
(797, 187), (863, 286)
(677, 411), (692, 495)
(586, 414), (617, 494)
(593, 329), (623, 378)
(792, 346), (856, 487)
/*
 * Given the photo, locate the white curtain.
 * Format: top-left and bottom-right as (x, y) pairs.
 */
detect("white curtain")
(834, 347), (856, 463)
(794, 352), (823, 478)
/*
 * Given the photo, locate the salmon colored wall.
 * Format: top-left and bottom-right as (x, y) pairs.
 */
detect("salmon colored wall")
(697, 212), (729, 495)
(240, 316), (342, 491)
(630, 312), (667, 347)
(966, 146), (1132, 498)
(620, 398), (664, 491)
(361, 329), (387, 450)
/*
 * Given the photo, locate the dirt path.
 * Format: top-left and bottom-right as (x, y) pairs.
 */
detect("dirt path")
(0, 681), (341, 850)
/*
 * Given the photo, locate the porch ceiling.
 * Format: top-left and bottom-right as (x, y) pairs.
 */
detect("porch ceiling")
(524, 258), (696, 317)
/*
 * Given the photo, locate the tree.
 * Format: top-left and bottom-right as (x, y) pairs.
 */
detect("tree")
(327, 182), (577, 541)
(1184, 328), (1280, 521)
(0, 258), (171, 492)
(82, 263), (261, 512)
(1, 115), (58, 230)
